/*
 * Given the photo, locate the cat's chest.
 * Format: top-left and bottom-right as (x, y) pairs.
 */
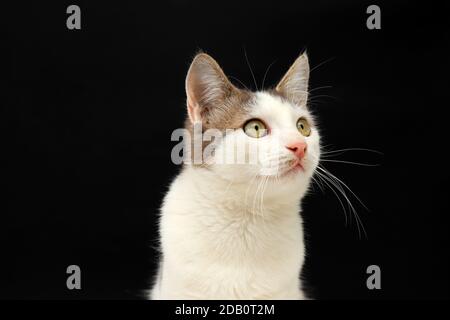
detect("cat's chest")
(162, 174), (304, 264)
(169, 204), (303, 263)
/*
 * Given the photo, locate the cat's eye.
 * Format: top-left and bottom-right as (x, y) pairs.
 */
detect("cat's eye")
(243, 119), (268, 138)
(297, 118), (311, 137)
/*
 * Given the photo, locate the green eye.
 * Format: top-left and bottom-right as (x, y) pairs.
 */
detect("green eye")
(297, 118), (311, 136)
(244, 119), (268, 138)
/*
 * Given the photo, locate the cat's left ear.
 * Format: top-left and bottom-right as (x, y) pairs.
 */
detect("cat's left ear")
(275, 52), (310, 106)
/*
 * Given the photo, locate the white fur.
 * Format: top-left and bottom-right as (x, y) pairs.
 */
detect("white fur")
(150, 92), (320, 300)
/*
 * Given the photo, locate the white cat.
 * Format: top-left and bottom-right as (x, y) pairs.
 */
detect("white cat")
(150, 52), (321, 299)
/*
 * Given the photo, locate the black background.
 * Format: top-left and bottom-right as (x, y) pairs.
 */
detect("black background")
(3, 0), (449, 299)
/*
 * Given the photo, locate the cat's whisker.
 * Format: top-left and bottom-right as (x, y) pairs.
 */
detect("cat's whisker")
(312, 147), (373, 238)
(316, 166), (368, 238)
(253, 176), (268, 218)
(261, 60), (277, 90)
(244, 48), (259, 91)
(251, 176), (270, 232)
(252, 175), (264, 216)
(310, 56), (335, 73)
(229, 75), (251, 91)
(320, 147), (383, 155)
(316, 170), (363, 237)
(314, 175), (326, 194)
(260, 176), (270, 220)
(252, 177), (260, 215)
(314, 170), (348, 226)
(308, 94), (339, 101)
(318, 166), (368, 211)
(308, 85), (333, 93)
(245, 173), (259, 212)
(310, 175), (326, 194)
(311, 148), (383, 167)
(258, 177), (264, 216)
(319, 159), (380, 167)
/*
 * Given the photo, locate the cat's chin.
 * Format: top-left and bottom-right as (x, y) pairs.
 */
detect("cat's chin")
(276, 163), (305, 180)
(250, 160), (307, 182)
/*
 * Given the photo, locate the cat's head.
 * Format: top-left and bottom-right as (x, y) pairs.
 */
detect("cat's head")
(183, 52), (321, 194)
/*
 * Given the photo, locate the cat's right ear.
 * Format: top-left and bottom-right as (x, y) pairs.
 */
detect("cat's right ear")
(185, 53), (237, 123)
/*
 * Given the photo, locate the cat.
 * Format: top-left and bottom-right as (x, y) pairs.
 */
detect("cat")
(150, 52), (321, 299)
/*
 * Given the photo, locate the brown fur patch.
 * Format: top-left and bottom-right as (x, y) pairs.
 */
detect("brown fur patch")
(184, 89), (255, 165)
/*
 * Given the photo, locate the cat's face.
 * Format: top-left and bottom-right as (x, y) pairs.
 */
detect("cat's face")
(184, 53), (320, 192)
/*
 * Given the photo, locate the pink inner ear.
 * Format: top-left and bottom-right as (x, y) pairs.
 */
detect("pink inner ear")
(186, 82), (198, 123)
(187, 102), (195, 123)
(187, 99), (201, 123)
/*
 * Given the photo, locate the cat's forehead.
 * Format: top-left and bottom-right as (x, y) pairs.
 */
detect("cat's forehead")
(250, 92), (309, 124)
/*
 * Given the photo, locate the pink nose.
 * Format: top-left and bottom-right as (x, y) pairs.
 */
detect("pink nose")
(286, 141), (307, 159)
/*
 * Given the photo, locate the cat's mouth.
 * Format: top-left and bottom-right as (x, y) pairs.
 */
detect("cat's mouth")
(278, 159), (304, 178)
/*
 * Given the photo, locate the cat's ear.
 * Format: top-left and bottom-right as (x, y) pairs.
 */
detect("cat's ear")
(275, 52), (310, 106)
(185, 53), (237, 123)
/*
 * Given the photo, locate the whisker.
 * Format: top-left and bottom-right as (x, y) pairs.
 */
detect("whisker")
(251, 176), (261, 216)
(245, 173), (259, 211)
(316, 165), (369, 238)
(318, 166), (369, 211)
(321, 147), (383, 155)
(309, 85), (333, 93)
(319, 159), (380, 167)
(260, 176), (269, 219)
(261, 60), (277, 90)
(314, 171), (348, 225)
(244, 48), (259, 91)
(308, 94), (339, 101)
(310, 152), (380, 167)
(311, 175), (325, 194)
(317, 170), (366, 238)
(228, 75), (250, 91)
(310, 57), (335, 73)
